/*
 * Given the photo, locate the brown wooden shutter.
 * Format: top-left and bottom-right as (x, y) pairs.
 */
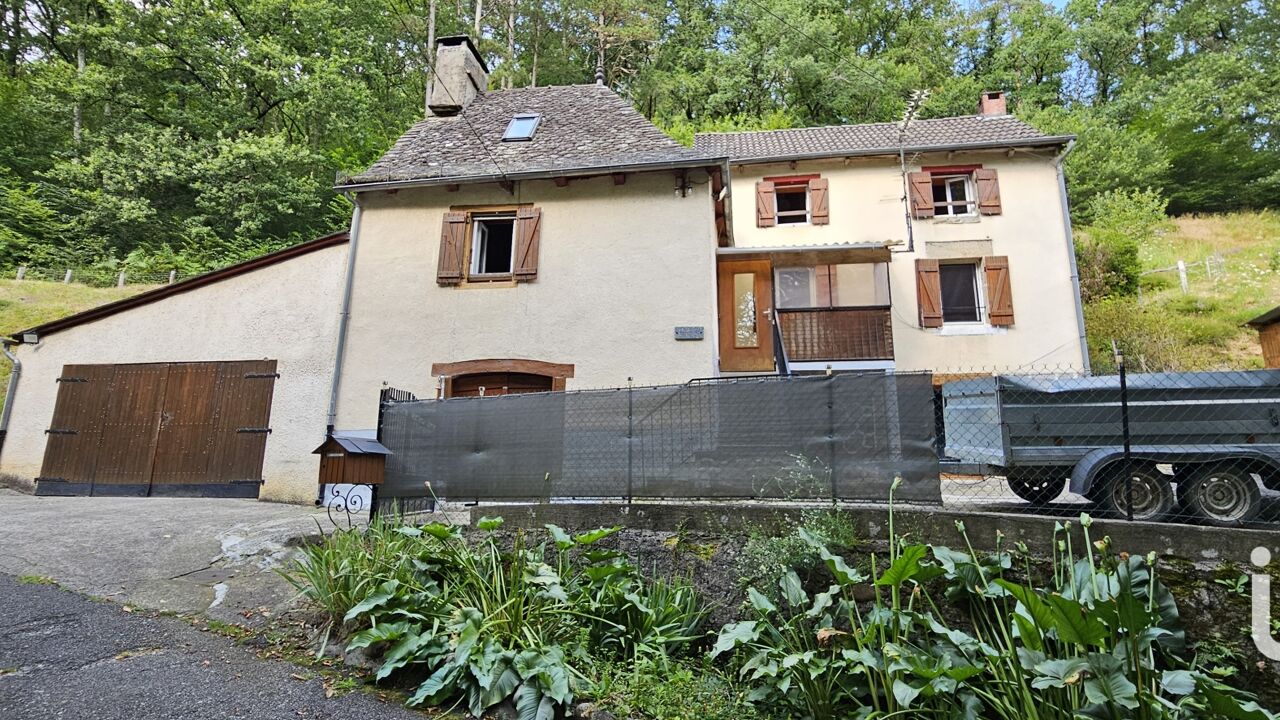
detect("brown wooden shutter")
(908, 172), (934, 219)
(915, 258), (943, 328)
(975, 168), (1002, 215)
(514, 206), (541, 281)
(984, 255), (1014, 326)
(755, 180), (776, 227)
(808, 177), (829, 225)
(437, 211), (467, 285)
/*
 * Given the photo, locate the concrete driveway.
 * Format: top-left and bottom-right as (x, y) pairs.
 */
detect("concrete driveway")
(0, 489), (335, 624)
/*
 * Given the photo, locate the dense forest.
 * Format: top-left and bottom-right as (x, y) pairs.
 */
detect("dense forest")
(0, 0), (1276, 274)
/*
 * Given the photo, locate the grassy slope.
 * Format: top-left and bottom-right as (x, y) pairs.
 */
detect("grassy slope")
(0, 279), (153, 402)
(1086, 210), (1280, 372)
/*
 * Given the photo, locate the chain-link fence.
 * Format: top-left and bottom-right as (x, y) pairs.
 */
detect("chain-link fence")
(374, 365), (1280, 529)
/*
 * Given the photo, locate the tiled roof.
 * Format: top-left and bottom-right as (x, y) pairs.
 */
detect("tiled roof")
(342, 84), (715, 186)
(694, 115), (1066, 161)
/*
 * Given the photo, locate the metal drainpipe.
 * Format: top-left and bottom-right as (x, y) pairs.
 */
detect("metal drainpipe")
(0, 341), (22, 458)
(318, 197), (363, 505)
(1054, 140), (1091, 374)
(326, 196), (363, 434)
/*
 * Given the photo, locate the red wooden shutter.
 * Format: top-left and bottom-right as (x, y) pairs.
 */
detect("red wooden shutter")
(755, 180), (776, 227)
(437, 211), (467, 285)
(984, 255), (1014, 326)
(975, 168), (1002, 215)
(514, 206), (541, 281)
(916, 259), (943, 328)
(808, 177), (829, 225)
(908, 172), (934, 219)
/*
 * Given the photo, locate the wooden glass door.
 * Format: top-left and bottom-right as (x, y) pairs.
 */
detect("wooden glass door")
(717, 258), (775, 372)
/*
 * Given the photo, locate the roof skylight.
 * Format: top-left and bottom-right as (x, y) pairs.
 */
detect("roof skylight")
(502, 113), (541, 142)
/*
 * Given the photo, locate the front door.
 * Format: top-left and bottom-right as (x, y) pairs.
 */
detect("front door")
(717, 259), (775, 372)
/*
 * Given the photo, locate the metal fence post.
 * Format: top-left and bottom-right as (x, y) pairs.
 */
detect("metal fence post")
(826, 366), (838, 503)
(1118, 350), (1134, 521)
(626, 377), (634, 504)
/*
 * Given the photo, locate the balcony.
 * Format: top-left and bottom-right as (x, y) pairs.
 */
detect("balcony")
(776, 306), (894, 362)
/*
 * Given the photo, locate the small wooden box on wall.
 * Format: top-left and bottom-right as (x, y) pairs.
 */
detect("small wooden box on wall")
(313, 435), (392, 486)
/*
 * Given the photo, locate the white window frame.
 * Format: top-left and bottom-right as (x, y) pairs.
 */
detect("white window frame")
(932, 174), (977, 217)
(773, 184), (810, 225)
(469, 214), (517, 277)
(502, 113), (541, 142)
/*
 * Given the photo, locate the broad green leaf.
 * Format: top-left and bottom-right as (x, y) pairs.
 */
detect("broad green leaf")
(573, 526), (621, 545)
(1161, 669), (1196, 696)
(780, 570), (807, 608)
(877, 545), (927, 588)
(893, 679), (922, 708)
(711, 621), (759, 658)
(394, 526), (422, 537)
(544, 524), (574, 550)
(346, 620), (411, 650)
(747, 587), (776, 614)
(344, 579), (400, 621)
(1084, 669), (1139, 709)
(1200, 682), (1276, 719)
(806, 588), (835, 618)
(420, 523), (460, 540)
(1031, 657), (1091, 689)
(476, 516), (504, 531)
(1046, 594), (1108, 647)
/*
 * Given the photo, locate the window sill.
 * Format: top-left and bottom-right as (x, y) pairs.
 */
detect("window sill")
(930, 215), (981, 224)
(935, 323), (1008, 336)
(460, 275), (517, 288)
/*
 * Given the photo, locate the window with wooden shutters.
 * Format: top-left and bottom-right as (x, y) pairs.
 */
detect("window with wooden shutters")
(808, 177), (829, 225)
(984, 255), (1014, 325)
(908, 172), (934, 219)
(915, 258), (943, 328)
(974, 168), (1002, 215)
(514, 207), (541, 281)
(755, 180), (776, 227)
(436, 211), (467, 285)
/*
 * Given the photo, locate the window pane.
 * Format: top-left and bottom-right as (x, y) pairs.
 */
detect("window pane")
(503, 115), (540, 140)
(775, 268), (815, 309)
(733, 273), (759, 347)
(948, 178), (968, 202)
(831, 263), (890, 306)
(473, 218), (514, 274)
(940, 263), (980, 322)
(775, 187), (807, 224)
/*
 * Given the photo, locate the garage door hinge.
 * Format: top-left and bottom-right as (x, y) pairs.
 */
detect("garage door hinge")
(45, 428), (78, 435)
(243, 372), (280, 379)
(237, 427), (272, 434)
(56, 376), (88, 383)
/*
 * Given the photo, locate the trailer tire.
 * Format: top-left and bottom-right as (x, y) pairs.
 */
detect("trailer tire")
(1096, 463), (1174, 522)
(1006, 471), (1066, 506)
(1182, 462), (1262, 527)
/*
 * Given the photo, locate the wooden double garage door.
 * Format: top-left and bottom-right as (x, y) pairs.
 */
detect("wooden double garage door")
(36, 360), (278, 498)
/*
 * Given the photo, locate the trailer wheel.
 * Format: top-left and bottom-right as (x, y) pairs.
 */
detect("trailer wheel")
(1182, 463), (1262, 527)
(1006, 471), (1066, 506)
(1097, 464), (1174, 522)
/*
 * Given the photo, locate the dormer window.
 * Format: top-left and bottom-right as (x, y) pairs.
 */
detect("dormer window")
(502, 113), (541, 141)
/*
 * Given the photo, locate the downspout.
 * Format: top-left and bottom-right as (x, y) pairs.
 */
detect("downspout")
(326, 195), (363, 434)
(0, 341), (21, 458)
(1053, 140), (1091, 374)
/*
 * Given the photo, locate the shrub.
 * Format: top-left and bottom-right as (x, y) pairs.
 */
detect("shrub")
(712, 489), (1277, 719)
(593, 658), (761, 720)
(1076, 188), (1171, 302)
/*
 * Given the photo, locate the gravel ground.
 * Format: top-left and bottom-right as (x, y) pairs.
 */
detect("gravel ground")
(0, 574), (427, 720)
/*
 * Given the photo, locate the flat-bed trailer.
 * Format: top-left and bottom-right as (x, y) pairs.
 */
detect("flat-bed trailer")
(941, 370), (1280, 525)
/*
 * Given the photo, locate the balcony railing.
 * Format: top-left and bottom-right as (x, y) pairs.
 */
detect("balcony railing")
(776, 306), (894, 362)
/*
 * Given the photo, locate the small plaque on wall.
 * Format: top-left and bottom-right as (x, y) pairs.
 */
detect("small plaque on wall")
(674, 326), (705, 341)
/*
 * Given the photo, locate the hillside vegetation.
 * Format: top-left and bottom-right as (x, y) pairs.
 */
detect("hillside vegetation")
(0, 279), (150, 397)
(1085, 211), (1280, 373)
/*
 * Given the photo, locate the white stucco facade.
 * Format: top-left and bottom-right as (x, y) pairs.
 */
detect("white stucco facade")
(332, 170), (720, 430)
(724, 149), (1088, 373)
(0, 243), (348, 504)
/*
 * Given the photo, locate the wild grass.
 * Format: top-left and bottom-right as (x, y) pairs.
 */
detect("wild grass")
(1086, 210), (1280, 371)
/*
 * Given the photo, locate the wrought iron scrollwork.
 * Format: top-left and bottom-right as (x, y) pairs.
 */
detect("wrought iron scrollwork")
(325, 484), (372, 530)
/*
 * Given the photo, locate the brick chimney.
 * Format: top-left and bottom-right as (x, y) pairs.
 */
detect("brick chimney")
(978, 90), (1007, 117)
(428, 36), (489, 116)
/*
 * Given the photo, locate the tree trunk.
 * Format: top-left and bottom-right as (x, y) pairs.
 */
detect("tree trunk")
(505, 0), (514, 89)
(426, 0), (436, 116)
(473, 0), (481, 35)
(72, 44), (84, 144)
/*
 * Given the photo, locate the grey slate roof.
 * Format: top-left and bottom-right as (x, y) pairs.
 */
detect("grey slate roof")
(694, 114), (1068, 162)
(341, 84), (716, 187)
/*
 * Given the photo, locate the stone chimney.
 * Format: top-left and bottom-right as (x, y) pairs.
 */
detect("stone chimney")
(978, 90), (1007, 117)
(428, 36), (489, 116)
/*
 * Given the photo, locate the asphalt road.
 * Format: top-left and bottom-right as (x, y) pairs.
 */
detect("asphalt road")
(0, 574), (425, 720)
